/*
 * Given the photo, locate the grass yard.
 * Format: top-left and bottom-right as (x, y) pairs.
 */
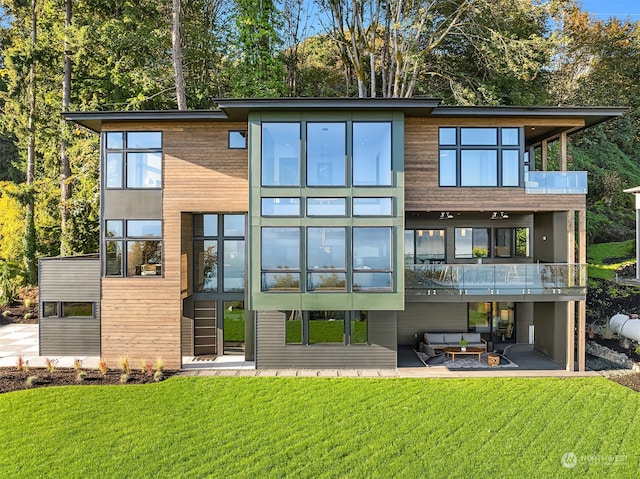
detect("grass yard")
(1, 377), (639, 478)
(587, 240), (635, 279)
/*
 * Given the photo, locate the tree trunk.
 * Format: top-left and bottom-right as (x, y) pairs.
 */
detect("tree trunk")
(25, 0), (37, 284)
(172, 0), (187, 110)
(60, 0), (72, 256)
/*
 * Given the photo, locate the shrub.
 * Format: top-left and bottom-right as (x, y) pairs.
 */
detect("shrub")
(73, 358), (83, 371)
(76, 371), (87, 382)
(16, 355), (29, 372)
(26, 376), (38, 387)
(140, 359), (153, 376)
(600, 323), (616, 339)
(154, 357), (164, 373)
(153, 370), (164, 382)
(98, 358), (108, 375)
(119, 373), (130, 384)
(118, 355), (131, 374)
(45, 358), (57, 373)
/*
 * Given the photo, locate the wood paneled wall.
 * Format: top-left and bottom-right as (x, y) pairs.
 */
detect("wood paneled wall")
(100, 121), (248, 368)
(404, 118), (585, 212)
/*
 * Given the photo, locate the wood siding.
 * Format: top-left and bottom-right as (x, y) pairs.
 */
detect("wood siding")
(397, 303), (467, 345)
(256, 310), (397, 369)
(100, 121), (248, 368)
(404, 118), (585, 212)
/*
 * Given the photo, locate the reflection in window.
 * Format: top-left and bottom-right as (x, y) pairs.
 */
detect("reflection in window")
(439, 128), (456, 145)
(194, 214), (217, 237)
(284, 310), (367, 345)
(127, 240), (162, 276)
(516, 228), (530, 257)
(127, 132), (162, 149)
(351, 311), (368, 343)
(307, 227), (346, 292)
(502, 150), (520, 187)
(261, 198), (300, 216)
(223, 301), (245, 344)
(439, 150), (457, 186)
(353, 227), (392, 291)
(455, 228), (490, 259)
(224, 215), (245, 236)
(353, 197), (392, 216)
(106, 132), (123, 149)
(224, 240), (245, 292)
(106, 241), (123, 276)
(127, 152), (162, 188)
(501, 128), (519, 146)
(262, 123), (300, 186)
(285, 310), (302, 343)
(309, 310), (345, 343)
(461, 128), (497, 145)
(61, 302), (94, 318)
(353, 122), (392, 186)
(494, 229), (512, 257)
(42, 302), (58, 318)
(228, 130), (247, 149)
(195, 240), (218, 292)
(307, 198), (346, 216)
(461, 150), (497, 186)
(416, 229), (445, 263)
(307, 123), (346, 186)
(261, 228), (300, 270)
(106, 220), (123, 238)
(404, 230), (415, 264)
(127, 220), (161, 238)
(106, 153), (123, 188)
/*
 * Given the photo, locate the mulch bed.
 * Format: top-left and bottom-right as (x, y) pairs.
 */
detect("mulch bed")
(0, 368), (176, 394)
(609, 373), (640, 392)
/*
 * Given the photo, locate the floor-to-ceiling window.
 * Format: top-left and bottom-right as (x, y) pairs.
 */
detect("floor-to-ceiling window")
(468, 302), (516, 343)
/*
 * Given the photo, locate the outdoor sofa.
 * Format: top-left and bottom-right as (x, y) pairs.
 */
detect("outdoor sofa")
(421, 332), (487, 352)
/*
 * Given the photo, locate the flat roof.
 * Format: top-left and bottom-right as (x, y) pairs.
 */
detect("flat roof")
(65, 99), (627, 134)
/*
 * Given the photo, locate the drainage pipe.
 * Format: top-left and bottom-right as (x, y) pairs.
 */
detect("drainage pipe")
(609, 314), (640, 342)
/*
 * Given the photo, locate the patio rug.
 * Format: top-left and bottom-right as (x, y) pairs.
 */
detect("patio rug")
(413, 350), (518, 369)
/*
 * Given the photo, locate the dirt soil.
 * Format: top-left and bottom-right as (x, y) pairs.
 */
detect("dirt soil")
(0, 287), (38, 326)
(0, 368), (176, 394)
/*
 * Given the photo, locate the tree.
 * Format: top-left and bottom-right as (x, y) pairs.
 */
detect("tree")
(171, 0), (187, 109)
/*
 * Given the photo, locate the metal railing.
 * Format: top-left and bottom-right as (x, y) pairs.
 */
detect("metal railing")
(405, 263), (587, 296)
(525, 171), (587, 194)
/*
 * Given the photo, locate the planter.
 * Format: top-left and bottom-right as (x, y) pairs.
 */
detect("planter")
(476, 258), (482, 264)
(461, 347), (467, 352)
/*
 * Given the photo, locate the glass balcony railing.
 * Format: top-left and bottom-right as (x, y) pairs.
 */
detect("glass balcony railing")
(405, 263), (587, 296)
(525, 171), (587, 194)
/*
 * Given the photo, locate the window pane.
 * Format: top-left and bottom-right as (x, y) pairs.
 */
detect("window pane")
(224, 215), (245, 236)
(106, 132), (123, 149)
(127, 220), (161, 238)
(308, 311), (344, 343)
(127, 240), (162, 276)
(439, 150), (457, 186)
(307, 123), (346, 186)
(285, 310), (302, 343)
(261, 228), (300, 270)
(353, 227), (391, 270)
(353, 197), (392, 216)
(416, 229), (445, 262)
(224, 240), (245, 292)
(473, 229), (490, 254)
(353, 272), (392, 291)
(454, 228), (473, 258)
(261, 123), (300, 186)
(106, 241), (123, 276)
(502, 150), (520, 186)
(404, 230), (415, 264)
(469, 302), (491, 334)
(224, 301), (245, 343)
(516, 227), (530, 257)
(460, 128), (497, 145)
(61, 302), (93, 317)
(106, 220), (123, 238)
(494, 229), (512, 257)
(307, 228), (345, 270)
(106, 153), (123, 188)
(351, 311), (368, 344)
(501, 128), (519, 146)
(461, 150), (497, 186)
(229, 130), (247, 149)
(439, 128), (456, 145)
(262, 198), (300, 216)
(195, 240), (217, 292)
(127, 152), (162, 188)
(307, 272), (346, 291)
(194, 214), (218, 237)
(42, 302), (58, 318)
(353, 122), (392, 186)
(127, 131), (162, 149)
(307, 198), (346, 216)
(262, 272), (300, 291)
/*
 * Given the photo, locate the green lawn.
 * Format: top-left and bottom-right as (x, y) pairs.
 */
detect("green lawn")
(1, 377), (639, 478)
(587, 240), (635, 279)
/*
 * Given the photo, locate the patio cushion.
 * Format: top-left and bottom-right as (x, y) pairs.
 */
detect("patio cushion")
(443, 333), (462, 344)
(463, 333), (481, 343)
(425, 333), (445, 344)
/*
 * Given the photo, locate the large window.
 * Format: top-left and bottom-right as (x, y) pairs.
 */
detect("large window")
(469, 302), (515, 343)
(261, 228), (301, 291)
(285, 310), (368, 345)
(307, 228), (346, 291)
(261, 123), (300, 186)
(353, 122), (392, 186)
(454, 228), (490, 259)
(439, 127), (521, 187)
(104, 219), (162, 277)
(353, 227), (392, 291)
(194, 214), (246, 293)
(307, 123), (346, 186)
(405, 229), (446, 264)
(454, 227), (530, 259)
(104, 131), (162, 189)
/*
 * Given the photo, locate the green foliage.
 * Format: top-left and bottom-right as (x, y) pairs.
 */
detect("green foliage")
(1, 378), (640, 477)
(0, 261), (23, 306)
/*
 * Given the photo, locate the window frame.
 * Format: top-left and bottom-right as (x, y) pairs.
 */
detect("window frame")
(285, 310), (368, 345)
(103, 131), (163, 190)
(41, 301), (95, 319)
(103, 219), (163, 278)
(228, 130), (248, 149)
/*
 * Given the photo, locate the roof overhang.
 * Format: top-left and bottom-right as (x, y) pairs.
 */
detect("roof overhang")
(63, 110), (228, 132)
(213, 97), (443, 120)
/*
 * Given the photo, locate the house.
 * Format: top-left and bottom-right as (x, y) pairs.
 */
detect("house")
(39, 98), (626, 371)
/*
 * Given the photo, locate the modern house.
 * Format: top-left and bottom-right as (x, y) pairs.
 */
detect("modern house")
(38, 98), (626, 371)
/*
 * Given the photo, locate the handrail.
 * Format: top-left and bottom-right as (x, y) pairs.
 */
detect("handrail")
(525, 171), (587, 194)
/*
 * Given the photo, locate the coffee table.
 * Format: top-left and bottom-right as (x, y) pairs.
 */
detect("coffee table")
(443, 347), (485, 363)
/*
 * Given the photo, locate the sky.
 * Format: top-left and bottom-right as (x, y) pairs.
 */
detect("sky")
(578, 0), (640, 20)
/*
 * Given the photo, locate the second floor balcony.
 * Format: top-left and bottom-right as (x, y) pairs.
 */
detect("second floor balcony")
(405, 263), (587, 297)
(525, 171), (587, 194)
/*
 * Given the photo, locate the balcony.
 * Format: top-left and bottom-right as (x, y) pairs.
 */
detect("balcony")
(405, 263), (587, 296)
(525, 171), (587, 194)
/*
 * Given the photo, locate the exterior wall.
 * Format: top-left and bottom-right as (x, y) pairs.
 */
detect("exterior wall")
(516, 303), (534, 344)
(532, 302), (567, 362)
(534, 212), (568, 263)
(100, 121), (248, 368)
(397, 302), (467, 345)
(404, 117), (586, 212)
(255, 310), (397, 368)
(39, 257), (101, 356)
